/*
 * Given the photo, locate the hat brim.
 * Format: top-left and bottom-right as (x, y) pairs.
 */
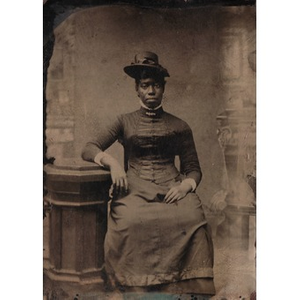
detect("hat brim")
(124, 64), (170, 79)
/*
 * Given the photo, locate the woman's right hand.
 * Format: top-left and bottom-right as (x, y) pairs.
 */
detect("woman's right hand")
(109, 162), (128, 195)
(95, 152), (128, 196)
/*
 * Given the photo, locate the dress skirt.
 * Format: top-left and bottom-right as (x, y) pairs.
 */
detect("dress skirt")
(104, 171), (215, 295)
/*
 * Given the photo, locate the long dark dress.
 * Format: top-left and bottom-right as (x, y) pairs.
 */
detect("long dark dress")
(82, 106), (215, 295)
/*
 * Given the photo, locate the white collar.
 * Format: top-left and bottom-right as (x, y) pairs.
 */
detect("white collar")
(139, 100), (163, 111)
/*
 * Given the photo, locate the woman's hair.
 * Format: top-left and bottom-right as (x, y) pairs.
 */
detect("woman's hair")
(134, 69), (166, 87)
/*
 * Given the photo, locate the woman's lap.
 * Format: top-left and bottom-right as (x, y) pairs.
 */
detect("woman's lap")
(104, 176), (214, 292)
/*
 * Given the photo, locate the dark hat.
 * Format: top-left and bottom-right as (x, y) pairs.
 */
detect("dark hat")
(124, 51), (170, 79)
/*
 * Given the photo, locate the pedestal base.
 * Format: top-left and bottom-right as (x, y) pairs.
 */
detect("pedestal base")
(43, 271), (107, 300)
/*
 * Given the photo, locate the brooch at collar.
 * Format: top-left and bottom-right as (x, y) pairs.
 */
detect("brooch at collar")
(145, 111), (156, 116)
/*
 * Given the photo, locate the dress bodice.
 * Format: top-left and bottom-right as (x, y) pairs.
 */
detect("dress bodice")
(125, 107), (180, 183)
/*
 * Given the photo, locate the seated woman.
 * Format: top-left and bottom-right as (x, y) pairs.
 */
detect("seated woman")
(82, 51), (215, 297)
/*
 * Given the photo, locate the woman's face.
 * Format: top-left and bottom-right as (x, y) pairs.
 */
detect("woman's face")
(136, 78), (164, 109)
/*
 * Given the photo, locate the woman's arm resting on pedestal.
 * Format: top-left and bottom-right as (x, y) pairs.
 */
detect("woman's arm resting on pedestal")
(81, 115), (127, 194)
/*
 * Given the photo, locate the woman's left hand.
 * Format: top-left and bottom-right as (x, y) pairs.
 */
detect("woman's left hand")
(164, 181), (193, 204)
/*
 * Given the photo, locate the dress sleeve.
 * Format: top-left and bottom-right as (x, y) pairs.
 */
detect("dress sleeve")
(81, 115), (123, 162)
(178, 123), (202, 187)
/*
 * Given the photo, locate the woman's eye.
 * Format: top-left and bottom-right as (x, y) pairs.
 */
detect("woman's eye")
(139, 83), (161, 89)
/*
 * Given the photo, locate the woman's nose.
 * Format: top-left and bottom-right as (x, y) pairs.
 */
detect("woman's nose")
(148, 85), (155, 94)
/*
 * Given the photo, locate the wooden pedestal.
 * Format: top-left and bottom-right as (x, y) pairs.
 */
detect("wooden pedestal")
(43, 158), (111, 298)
